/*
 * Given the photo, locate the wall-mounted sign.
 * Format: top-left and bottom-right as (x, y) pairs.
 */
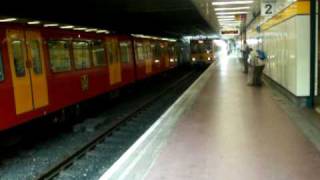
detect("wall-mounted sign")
(221, 30), (239, 35)
(261, 0), (276, 16)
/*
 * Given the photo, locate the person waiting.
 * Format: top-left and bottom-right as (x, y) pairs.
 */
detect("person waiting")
(247, 48), (267, 86)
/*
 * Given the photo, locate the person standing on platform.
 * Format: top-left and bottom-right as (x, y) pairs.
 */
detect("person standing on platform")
(247, 48), (267, 86)
(241, 41), (251, 73)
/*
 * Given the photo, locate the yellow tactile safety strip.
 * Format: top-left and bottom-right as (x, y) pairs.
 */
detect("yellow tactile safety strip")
(261, 0), (310, 31)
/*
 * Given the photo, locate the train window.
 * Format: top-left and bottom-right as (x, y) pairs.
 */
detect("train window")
(143, 44), (152, 60)
(153, 43), (161, 59)
(30, 40), (43, 74)
(0, 51), (4, 81)
(136, 43), (144, 61)
(48, 40), (72, 72)
(73, 41), (91, 69)
(92, 41), (106, 67)
(11, 40), (26, 77)
(119, 42), (130, 63)
(106, 40), (119, 64)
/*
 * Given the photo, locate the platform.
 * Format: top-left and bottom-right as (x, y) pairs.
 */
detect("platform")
(100, 54), (320, 180)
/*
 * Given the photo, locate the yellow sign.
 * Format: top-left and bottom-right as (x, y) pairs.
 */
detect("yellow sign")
(261, 1), (310, 31)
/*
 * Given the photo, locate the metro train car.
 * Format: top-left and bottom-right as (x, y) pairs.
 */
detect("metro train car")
(190, 39), (215, 65)
(0, 20), (178, 132)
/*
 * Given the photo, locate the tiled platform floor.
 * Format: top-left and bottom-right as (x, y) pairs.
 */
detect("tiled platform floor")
(101, 54), (320, 180)
(144, 56), (320, 180)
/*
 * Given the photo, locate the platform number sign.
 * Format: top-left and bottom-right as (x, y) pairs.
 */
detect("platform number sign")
(261, 0), (276, 16)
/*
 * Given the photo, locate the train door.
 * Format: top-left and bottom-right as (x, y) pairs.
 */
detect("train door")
(119, 40), (135, 83)
(162, 42), (170, 69)
(144, 41), (152, 74)
(106, 37), (122, 85)
(7, 29), (48, 115)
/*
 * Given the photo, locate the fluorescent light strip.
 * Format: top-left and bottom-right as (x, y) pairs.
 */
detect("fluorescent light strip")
(27, 21), (41, 25)
(215, 6), (250, 11)
(212, 1), (254, 6)
(60, 25), (74, 29)
(220, 24), (240, 26)
(216, 11), (248, 15)
(220, 22), (241, 25)
(97, 30), (110, 34)
(0, 18), (17, 22)
(74, 27), (87, 31)
(219, 21), (241, 24)
(44, 23), (59, 27)
(218, 19), (236, 21)
(85, 28), (97, 32)
(217, 15), (235, 19)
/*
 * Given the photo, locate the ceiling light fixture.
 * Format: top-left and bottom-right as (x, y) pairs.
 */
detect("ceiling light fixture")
(215, 7), (250, 11)
(60, 25), (74, 29)
(74, 27), (87, 31)
(218, 19), (237, 21)
(212, 1), (254, 6)
(217, 15), (236, 19)
(216, 11), (248, 15)
(27, 21), (41, 25)
(44, 23), (59, 27)
(0, 18), (17, 22)
(97, 30), (110, 34)
(220, 20), (241, 23)
(85, 28), (97, 32)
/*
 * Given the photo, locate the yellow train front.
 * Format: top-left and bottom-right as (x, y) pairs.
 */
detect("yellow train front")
(190, 39), (215, 66)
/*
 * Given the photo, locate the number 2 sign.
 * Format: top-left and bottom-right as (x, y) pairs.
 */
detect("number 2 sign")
(261, 0), (276, 16)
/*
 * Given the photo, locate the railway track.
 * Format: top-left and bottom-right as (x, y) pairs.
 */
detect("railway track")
(35, 69), (204, 180)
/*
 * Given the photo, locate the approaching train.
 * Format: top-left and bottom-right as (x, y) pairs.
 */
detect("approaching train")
(190, 39), (215, 65)
(0, 19), (178, 132)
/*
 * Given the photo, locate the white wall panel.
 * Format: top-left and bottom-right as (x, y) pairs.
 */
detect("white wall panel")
(296, 16), (310, 96)
(259, 15), (310, 97)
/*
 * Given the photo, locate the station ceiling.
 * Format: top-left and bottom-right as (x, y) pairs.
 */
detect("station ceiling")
(1, 0), (217, 38)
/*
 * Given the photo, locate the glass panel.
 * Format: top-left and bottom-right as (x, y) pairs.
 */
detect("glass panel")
(120, 42), (130, 63)
(48, 40), (72, 72)
(73, 41), (91, 69)
(136, 43), (144, 61)
(11, 40), (26, 77)
(30, 40), (43, 74)
(0, 51), (4, 81)
(106, 41), (114, 64)
(154, 43), (161, 59)
(92, 41), (106, 67)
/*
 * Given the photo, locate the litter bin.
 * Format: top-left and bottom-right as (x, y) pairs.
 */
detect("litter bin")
(247, 64), (265, 86)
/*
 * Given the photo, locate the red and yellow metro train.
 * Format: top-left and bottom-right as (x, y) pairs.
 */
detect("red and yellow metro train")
(0, 22), (178, 131)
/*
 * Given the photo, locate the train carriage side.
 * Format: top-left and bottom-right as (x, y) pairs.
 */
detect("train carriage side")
(42, 29), (110, 113)
(150, 40), (161, 75)
(0, 22), (178, 131)
(168, 42), (178, 68)
(133, 37), (153, 80)
(159, 41), (170, 72)
(0, 24), (56, 130)
(117, 35), (136, 85)
(0, 26), (25, 130)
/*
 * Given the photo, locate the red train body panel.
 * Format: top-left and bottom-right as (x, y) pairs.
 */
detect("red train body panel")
(0, 22), (177, 131)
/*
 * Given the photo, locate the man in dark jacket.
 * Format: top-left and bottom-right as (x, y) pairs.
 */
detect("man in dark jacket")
(241, 41), (251, 73)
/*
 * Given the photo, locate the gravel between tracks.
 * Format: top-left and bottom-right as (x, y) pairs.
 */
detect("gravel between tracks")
(0, 67), (205, 180)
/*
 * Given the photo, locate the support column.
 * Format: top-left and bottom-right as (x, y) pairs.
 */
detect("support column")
(308, 0), (317, 108)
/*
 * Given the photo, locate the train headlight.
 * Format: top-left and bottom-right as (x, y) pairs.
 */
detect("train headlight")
(192, 57), (196, 61)
(208, 57), (211, 61)
(155, 59), (160, 63)
(170, 58), (174, 62)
